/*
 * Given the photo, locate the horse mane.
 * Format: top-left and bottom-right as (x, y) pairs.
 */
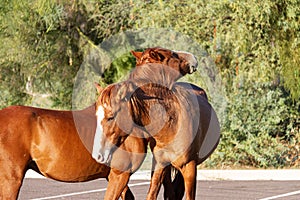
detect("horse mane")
(129, 82), (177, 127)
(97, 83), (116, 108)
(129, 87), (149, 126)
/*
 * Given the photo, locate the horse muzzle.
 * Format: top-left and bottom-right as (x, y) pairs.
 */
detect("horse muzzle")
(92, 148), (112, 164)
(187, 55), (198, 74)
(189, 63), (198, 74)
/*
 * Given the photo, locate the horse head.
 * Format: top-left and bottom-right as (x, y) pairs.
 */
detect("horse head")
(131, 47), (198, 79)
(92, 82), (137, 164)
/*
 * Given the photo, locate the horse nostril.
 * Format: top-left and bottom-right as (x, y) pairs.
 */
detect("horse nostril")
(189, 65), (198, 74)
(193, 65), (197, 71)
(97, 154), (103, 162)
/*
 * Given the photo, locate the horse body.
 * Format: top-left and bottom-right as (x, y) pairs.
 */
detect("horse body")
(128, 82), (218, 165)
(131, 70), (220, 200)
(0, 105), (141, 200)
(1, 105), (105, 179)
(94, 64), (220, 200)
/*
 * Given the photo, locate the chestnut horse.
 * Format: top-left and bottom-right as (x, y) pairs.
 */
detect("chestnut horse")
(93, 47), (201, 199)
(131, 47), (207, 99)
(0, 47), (198, 200)
(93, 63), (220, 200)
(0, 105), (147, 200)
(131, 47), (198, 77)
(131, 47), (208, 199)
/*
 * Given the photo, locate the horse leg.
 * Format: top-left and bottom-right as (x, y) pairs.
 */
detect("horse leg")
(0, 171), (24, 200)
(180, 160), (197, 200)
(0, 155), (27, 199)
(162, 165), (175, 200)
(146, 156), (170, 200)
(172, 169), (185, 200)
(104, 169), (131, 200)
(120, 185), (135, 200)
(146, 168), (166, 200)
(163, 166), (186, 200)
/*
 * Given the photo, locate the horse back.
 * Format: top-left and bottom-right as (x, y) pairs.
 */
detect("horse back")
(0, 105), (74, 163)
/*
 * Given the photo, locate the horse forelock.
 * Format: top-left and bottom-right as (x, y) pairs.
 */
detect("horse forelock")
(97, 84), (116, 109)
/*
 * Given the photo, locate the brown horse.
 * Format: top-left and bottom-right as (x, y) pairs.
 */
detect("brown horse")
(92, 47), (201, 164)
(131, 47), (208, 199)
(0, 104), (147, 200)
(92, 47), (202, 200)
(93, 64), (220, 200)
(0, 47), (199, 200)
(130, 47), (210, 199)
(131, 47), (198, 77)
(131, 47), (207, 99)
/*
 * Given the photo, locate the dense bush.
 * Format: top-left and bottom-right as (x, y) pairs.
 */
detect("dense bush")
(0, 0), (134, 109)
(211, 83), (300, 168)
(0, 0), (81, 108)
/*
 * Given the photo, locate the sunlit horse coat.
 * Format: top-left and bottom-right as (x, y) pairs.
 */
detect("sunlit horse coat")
(93, 58), (220, 200)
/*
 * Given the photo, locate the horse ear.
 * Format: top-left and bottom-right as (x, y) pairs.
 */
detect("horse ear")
(131, 50), (143, 60)
(94, 82), (103, 94)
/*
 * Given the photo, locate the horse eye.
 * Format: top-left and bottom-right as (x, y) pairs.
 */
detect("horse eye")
(157, 52), (165, 60)
(107, 115), (115, 121)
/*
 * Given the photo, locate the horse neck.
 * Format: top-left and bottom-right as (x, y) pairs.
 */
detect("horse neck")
(129, 64), (182, 89)
(69, 104), (97, 153)
(140, 86), (202, 155)
(129, 84), (178, 139)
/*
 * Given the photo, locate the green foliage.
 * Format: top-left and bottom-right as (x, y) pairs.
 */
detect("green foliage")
(0, 64), (29, 106)
(0, 0), (133, 109)
(101, 52), (136, 84)
(216, 83), (299, 168)
(82, 0), (134, 42)
(202, 81), (300, 168)
(0, 0), (80, 109)
(279, 42), (300, 101)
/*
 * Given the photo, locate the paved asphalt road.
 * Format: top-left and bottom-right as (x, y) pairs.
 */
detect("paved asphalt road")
(19, 178), (300, 200)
